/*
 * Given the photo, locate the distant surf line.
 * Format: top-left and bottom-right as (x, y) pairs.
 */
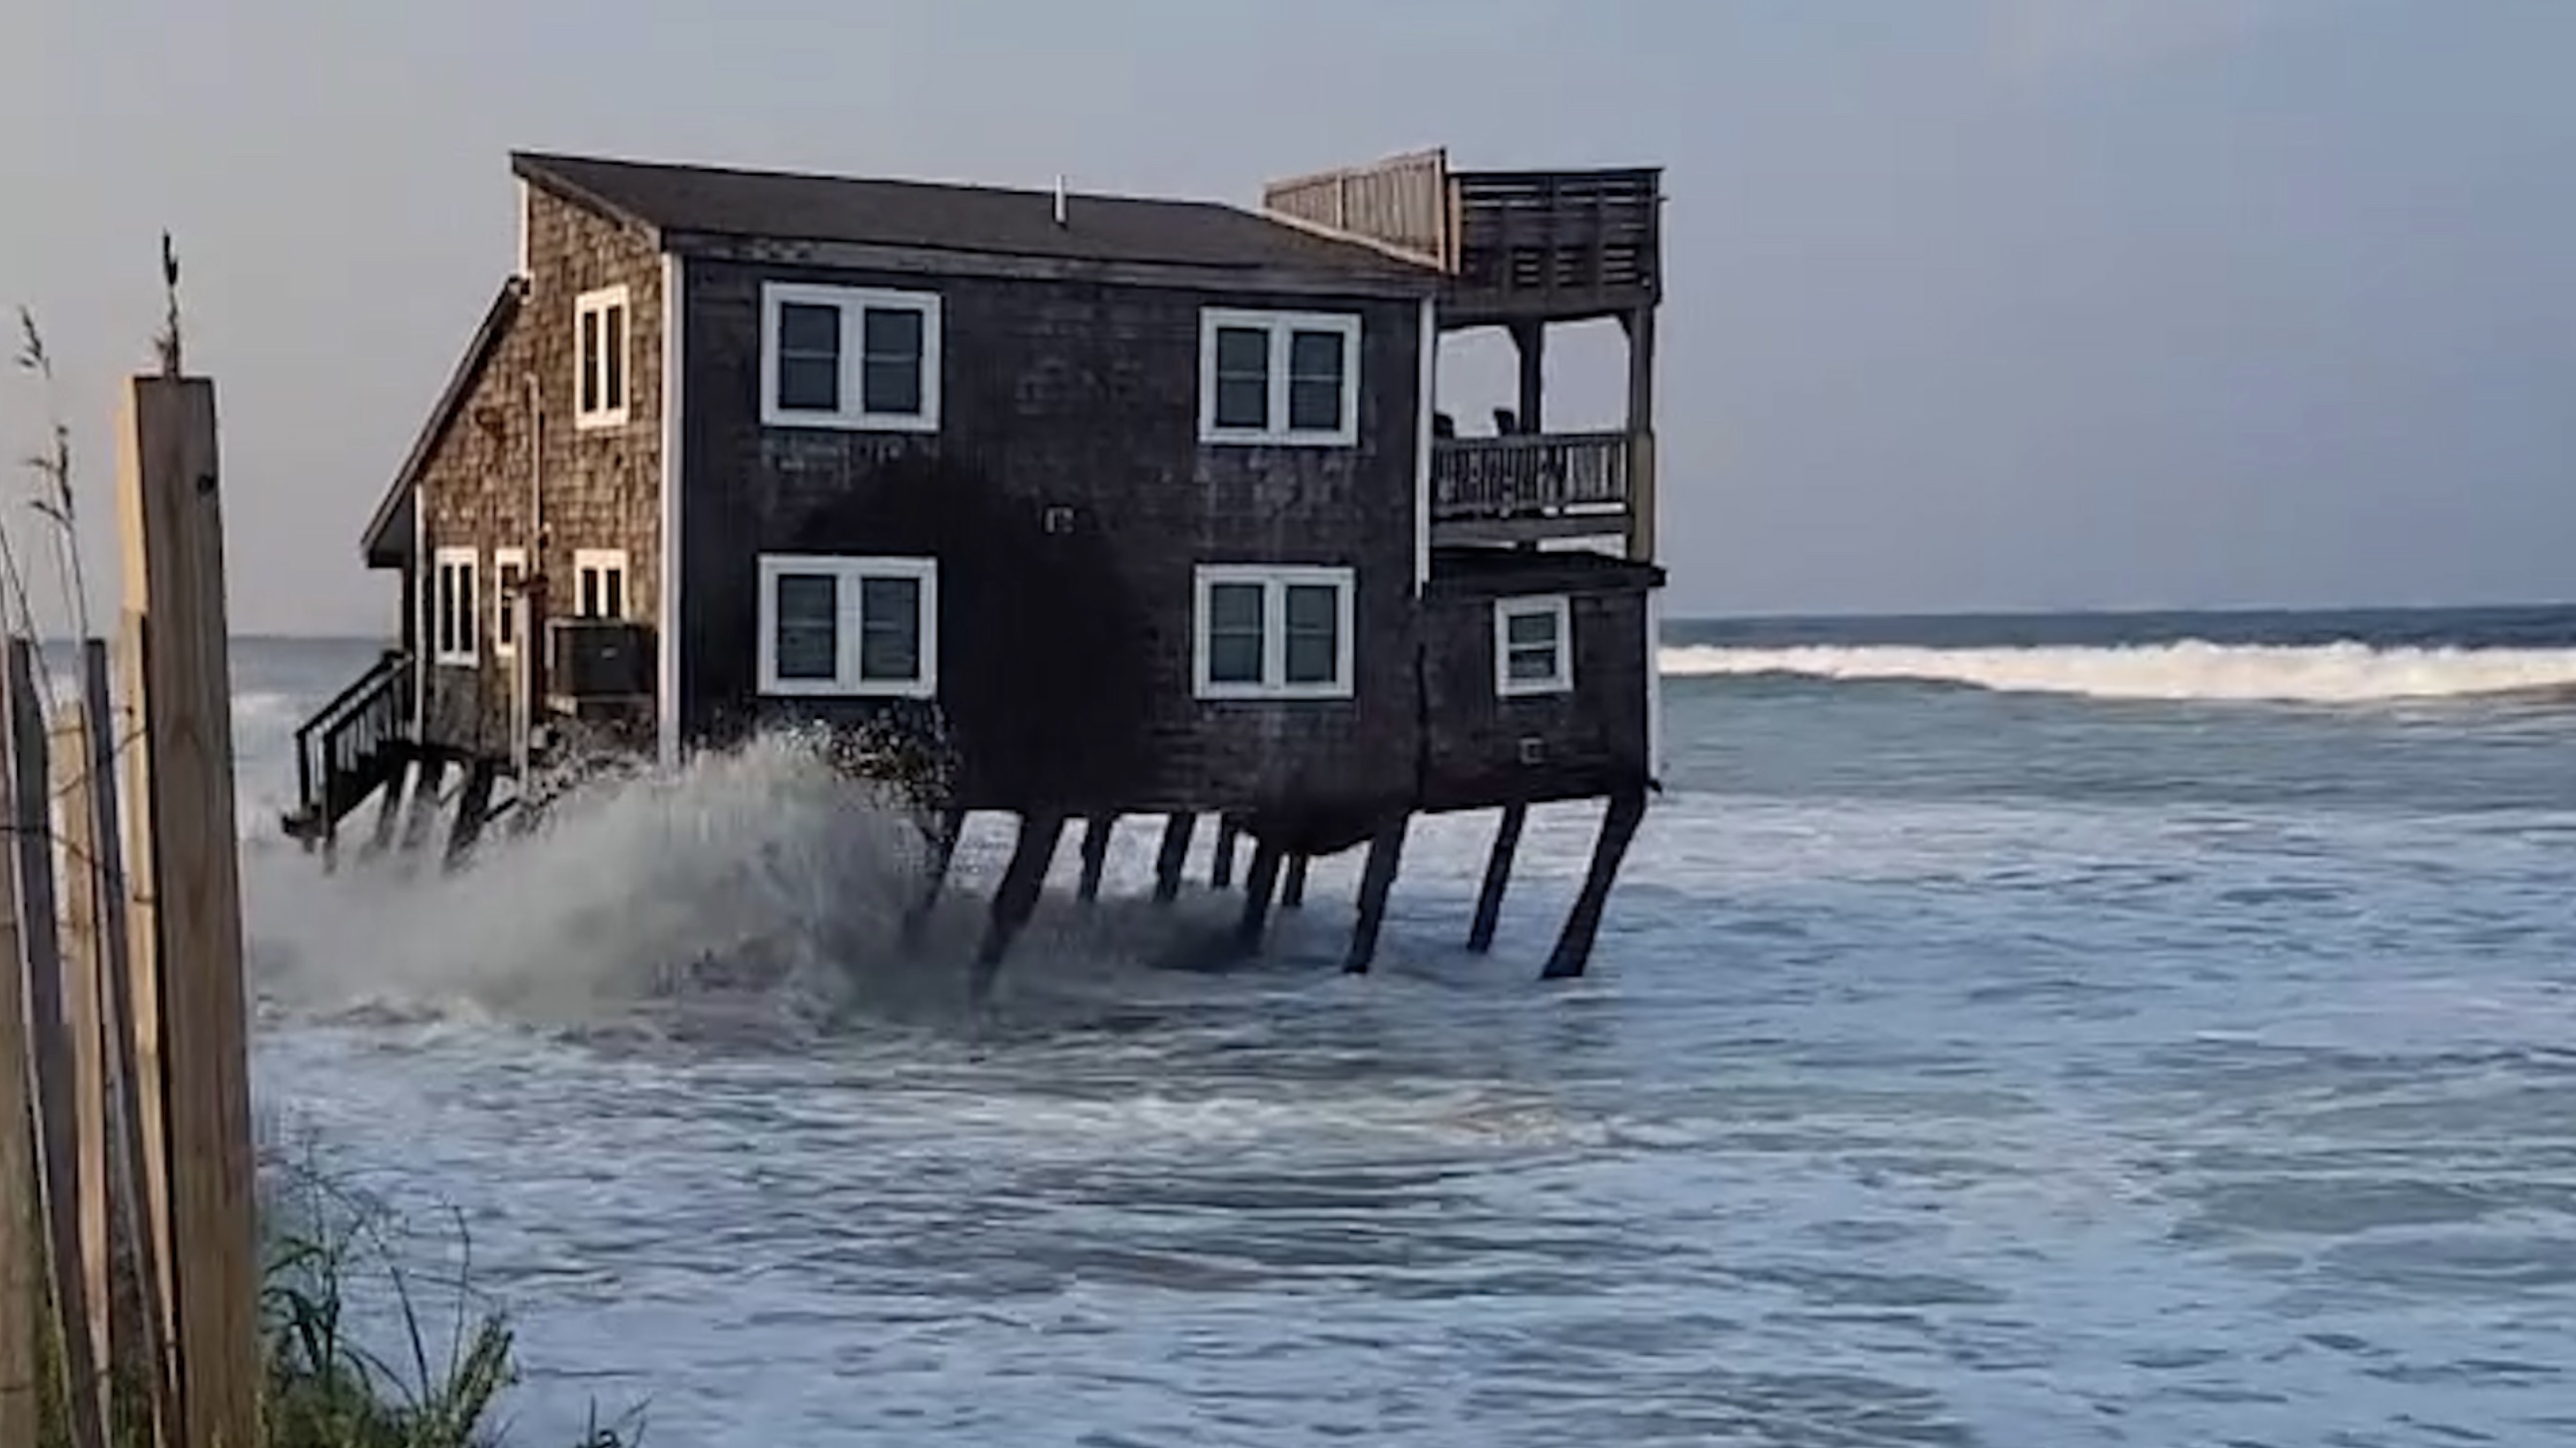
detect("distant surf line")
(1656, 640), (2576, 703)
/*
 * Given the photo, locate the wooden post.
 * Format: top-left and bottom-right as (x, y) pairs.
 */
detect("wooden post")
(1466, 803), (1528, 954)
(9, 640), (106, 1448)
(362, 754), (411, 860)
(116, 373), (260, 1448)
(900, 805), (966, 952)
(49, 697), (116, 1444)
(1149, 813), (1195, 905)
(79, 640), (167, 1447)
(1512, 321), (1545, 433)
(0, 715), (39, 1448)
(972, 811), (1064, 999)
(1074, 815), (1114, 904)
(1344, 817), (1409, 975)
(1209, 816), (1240, 890)
(1235, 840), (1284, 954)
(1622, 307), (1657, 563)
(397, 754), (448, 855)
(441, 757), (499, 873)
(1542, 788), (1648, 981)
(1279, 853), (1310, 910)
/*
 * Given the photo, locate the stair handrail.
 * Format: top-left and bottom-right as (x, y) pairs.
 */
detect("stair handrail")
(292, 650), (408, 818)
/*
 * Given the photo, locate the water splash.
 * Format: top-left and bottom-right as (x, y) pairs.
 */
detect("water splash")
(1661, 639), (2576, 703)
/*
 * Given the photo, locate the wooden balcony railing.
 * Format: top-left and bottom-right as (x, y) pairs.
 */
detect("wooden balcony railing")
(1432, 431), (1631, 523)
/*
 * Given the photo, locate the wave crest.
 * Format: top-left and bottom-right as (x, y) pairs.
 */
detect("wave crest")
(1658, 640), (2576, 703)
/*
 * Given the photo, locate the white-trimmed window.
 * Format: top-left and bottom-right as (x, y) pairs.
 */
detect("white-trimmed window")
(1193, 564), (1356, 699)
(492, 547), (527, 658)
(432, 546), (478, 666)
(756, 555), (939, 698)
(575, 286), (630, 429)
(1495, 595), (1573, 696)
(573, 548), (628, 620)
(1198, 309), (1361, 446)
(760, 283), (942, 431)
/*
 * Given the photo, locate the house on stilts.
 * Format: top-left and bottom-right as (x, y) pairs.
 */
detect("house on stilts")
(285, 146), (1667, 988)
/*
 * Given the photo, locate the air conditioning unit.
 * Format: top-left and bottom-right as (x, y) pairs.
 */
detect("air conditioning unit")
(546, 618), (653, 704)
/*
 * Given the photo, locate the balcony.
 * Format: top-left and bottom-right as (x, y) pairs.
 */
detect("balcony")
(1431, 431), (1632, 544)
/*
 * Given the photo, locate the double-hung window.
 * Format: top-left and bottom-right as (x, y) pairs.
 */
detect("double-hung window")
(1193, 564), (1355, 699)
(573, 548), (628, 620)
(574, 286), (630, 429)
(756, 555), (939, 698)
(1495, 595), (1574, 696)
(1198, 309), (1361, 445)
(760, 284), (942, 431)
(432, 547), (479, 666)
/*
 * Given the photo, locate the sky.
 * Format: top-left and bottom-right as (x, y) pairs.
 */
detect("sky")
(4, 0), (2573, 632)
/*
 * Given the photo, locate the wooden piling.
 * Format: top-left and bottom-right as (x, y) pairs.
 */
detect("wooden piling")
(48, 695), (116, 1444)
(973, 810), (1064, 998)
(900, 805), (966, 951)
(10, 640), (107, 1448)
(116, 372), (260, 1448)
(1344, 817), (1409, 975)
(1542, 788), (1647, 981)
(1235, 840), (1284, 953)
(1279, 853), (1310, 910)
(441, 757), (499, 872)
(362, 754), (411, 859)
(1074, 814), (1114, 903)
(1150, 813), (1195, 904)
(397, 753), (448, 856)
(1210, 816), (1240, 890)
(1466, 803), (1528, 955)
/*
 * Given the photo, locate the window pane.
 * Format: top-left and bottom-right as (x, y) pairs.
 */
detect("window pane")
(1508, 644), (1559, 682)
(580, 311), (600, 413)
(777, 303), (841, 412)
(436, 565), (455, 654)
(1506, 609), (1558, 646)
(1287, 330), (1344, 431)
(1205, 581), (1264, 684)
(497, 564), (521, 645)
(1282, 583), (1339, 685)
(604, 568), (624, 620)
(862, 307), (922, 360)
(603, 305), (626, 409)
(579, 568), (600, 619)
(858, 575), (923, 681)
(772, 572), (839, 680)
(1212, 326), (1269, 429)
(862, 359), (922, 416)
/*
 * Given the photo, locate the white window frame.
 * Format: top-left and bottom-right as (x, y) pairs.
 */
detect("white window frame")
(1192, 563), (1357, 700)
(431, 546), (479, 667)
(759, 283), (943, 432)
(572, 547), (630, 621)
(574, 285), (631, 430)
(756, 554), (940, 698)
(1197, 308), (1362, 447)
(492, 547), (527, 658)
(1495, 594), (1574, 697)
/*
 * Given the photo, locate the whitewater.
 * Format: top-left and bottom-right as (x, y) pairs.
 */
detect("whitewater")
(234, 608), (2576, 1447)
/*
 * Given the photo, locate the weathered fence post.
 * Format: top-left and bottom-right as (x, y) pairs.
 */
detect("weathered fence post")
(0, 744), (39, 1448)
(117, 372), (259, 1448)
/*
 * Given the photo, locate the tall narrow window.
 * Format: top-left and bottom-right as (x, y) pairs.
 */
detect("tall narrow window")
(493, 547), (526, 658)
(761, 284), (942, 430)
(575, 286), (630, 429)
(756, 555), (939, 697)
(574, 549), (628, 620)
(1193, 564), (1355, 699)
(1198, 310), (1362, 445)
(1494, 595), (1573, 697)
(432, 547), (479, 666)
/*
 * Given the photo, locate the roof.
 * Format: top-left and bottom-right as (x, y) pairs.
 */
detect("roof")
(510, 151), (1437, 282)
(361, 276), (526, 566)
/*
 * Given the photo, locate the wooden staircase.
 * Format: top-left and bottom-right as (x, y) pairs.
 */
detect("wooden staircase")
(280, 650), (414, 848)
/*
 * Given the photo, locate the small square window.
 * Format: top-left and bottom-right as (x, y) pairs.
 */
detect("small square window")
(1494, 596), (1573, 697)
(1198, 310), (1360, 446)
(432, 547), (479, 666)
(574, 549), (628, 621)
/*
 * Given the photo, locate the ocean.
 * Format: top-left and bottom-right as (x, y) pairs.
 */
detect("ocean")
(230, 606), (2576, 1447)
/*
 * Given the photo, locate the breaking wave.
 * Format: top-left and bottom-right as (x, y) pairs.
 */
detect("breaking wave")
(1659, 640), (2576, 703)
